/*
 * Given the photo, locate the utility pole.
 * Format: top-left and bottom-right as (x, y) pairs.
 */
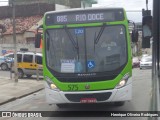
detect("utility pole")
(11, 0), (18, 83)
(146, 0), (148, 10)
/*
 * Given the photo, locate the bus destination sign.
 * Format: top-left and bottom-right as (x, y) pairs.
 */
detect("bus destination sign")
(45, 9), (124, 25)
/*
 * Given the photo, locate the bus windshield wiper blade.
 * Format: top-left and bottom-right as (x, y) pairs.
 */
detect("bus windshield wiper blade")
(64, 26), (80, 60)
(64, 26), (78, 49)
(94, 23), (106, 44)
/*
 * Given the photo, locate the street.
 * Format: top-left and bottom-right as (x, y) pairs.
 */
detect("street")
(0, 68), (152, 120)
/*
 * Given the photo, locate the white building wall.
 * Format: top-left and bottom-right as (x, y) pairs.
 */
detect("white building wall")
(55, 4), (70, 10)
(0, 43), (42, 55)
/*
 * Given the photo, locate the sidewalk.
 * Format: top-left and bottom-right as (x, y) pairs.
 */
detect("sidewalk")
(0, 76), (44, 105)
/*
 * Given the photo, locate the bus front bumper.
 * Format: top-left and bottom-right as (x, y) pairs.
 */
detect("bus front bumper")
(45, 82), (132, 104)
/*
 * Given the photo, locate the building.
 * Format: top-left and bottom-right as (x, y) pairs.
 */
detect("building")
(0, 3), (55, 55)
(0, 0), (97, 55)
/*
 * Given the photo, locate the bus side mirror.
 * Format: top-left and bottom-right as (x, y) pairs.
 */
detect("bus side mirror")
(131, 30), (139, 42)
(142, 16), (152, 48)
(35, 33), (41, 48)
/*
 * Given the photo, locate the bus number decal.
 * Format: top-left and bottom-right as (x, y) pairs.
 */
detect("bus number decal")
(75, 28), (84, 35)
(57, 15), (67, 23)
(68, 85), (78, 91)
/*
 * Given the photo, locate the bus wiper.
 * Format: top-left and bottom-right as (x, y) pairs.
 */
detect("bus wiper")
(94, 32), (97, 53)
(64, 26), (80, 60)
(64, 26), (78, 49)
(94, 23), (106, 44)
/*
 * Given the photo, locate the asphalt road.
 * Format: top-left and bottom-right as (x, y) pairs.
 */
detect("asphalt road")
(0, 68), (152, 120)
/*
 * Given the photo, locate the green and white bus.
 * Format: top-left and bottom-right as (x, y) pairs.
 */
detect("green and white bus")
(36, 8), (133, 106)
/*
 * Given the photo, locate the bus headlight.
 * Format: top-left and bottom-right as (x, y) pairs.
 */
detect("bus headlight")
(116, 73), (130, 89)
(45, 77), (60, 91)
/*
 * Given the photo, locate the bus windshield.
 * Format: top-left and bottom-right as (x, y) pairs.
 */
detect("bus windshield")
(46, 25), (127, 73)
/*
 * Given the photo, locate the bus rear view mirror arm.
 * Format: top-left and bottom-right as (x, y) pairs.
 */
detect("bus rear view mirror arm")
(142, 15), (152, 48)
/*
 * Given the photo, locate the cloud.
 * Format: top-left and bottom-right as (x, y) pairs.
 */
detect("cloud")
(97, 0), (152, 10)
(92, 0), (153, 22)
(0, 0), (8, 6)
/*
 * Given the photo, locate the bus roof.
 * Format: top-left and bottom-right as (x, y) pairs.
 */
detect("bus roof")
(45, 7), (124, 14)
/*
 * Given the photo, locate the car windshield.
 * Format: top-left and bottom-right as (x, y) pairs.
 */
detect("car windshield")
(3, 54), (14, 61)
(45, 25), (127, 73)
(141, 57), (152, 62)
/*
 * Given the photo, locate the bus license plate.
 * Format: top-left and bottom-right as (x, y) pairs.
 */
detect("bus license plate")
(80, 98), (97, 103)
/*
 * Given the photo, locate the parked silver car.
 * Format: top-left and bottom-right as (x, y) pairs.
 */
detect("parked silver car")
(140, 56), (152, 69)
(0, 53), (13, 70)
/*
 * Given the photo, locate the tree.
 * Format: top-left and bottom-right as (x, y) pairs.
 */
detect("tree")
(0, 24), (6, 33)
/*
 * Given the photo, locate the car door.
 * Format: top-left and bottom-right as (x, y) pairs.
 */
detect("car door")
(35, 55), (43, 75)
(21, 54), (35, 75)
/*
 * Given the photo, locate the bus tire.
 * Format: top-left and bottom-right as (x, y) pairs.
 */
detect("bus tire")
(18, 69), (24, 78)
(114, 101), (125, 106)
(1, 63), (8, 71)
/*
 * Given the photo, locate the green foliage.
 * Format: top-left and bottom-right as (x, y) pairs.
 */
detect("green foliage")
(0, 24), (6, 33)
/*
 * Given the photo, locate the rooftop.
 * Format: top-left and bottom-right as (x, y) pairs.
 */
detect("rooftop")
(1, 15), (42, 35)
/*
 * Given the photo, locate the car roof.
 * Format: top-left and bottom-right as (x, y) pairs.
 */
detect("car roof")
(17, 52), (42, 56)
(141, 56), (152, 60)
(142, 54), (149, 56)
(0, 56), (4, 58)
(4, 53), (14, 56)
(2, 52), (42, 56)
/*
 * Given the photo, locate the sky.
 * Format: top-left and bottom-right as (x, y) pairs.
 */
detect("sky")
(93, 0), (153, 22)
(0, 0), (153, 22)
(0, 0), (8, 6)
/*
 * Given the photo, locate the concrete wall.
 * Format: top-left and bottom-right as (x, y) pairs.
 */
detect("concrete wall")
(0, 32), (41, 55)
(0, 43), (42, 55)
(0, 34), (24, 44)
(55, 4), (70, 10)
(0, 3), (55, 18)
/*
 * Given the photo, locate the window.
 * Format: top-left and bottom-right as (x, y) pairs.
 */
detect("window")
(5, 54), (14, 58)
(4, 53), (14, 60)
(23, 54), (33, 63)
(46, 25), (127, 73)
(35, 55), (42, 65)
(17, 54), (22, 62)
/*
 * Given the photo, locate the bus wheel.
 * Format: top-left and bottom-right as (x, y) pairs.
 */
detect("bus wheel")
(18, 69), (24, 78)
(114, 101), (125, 106)
(1, 63), (8, 71)
(26, 75), (32, 78)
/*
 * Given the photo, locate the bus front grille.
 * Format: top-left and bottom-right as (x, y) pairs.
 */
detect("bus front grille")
(65, 92), (112, 102)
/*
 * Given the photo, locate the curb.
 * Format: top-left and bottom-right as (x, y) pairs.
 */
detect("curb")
(17, 88), (44, 99)
(0, 97), (16, 106)
(0, 88), (44, 105)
